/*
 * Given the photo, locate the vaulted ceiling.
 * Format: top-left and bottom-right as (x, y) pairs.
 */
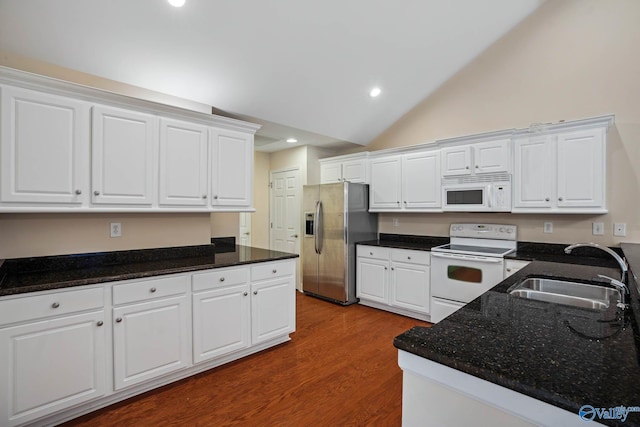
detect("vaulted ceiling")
(0, 0), (544, 151)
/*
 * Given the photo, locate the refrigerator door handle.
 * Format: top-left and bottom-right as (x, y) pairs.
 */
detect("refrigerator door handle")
(316, 201), (324, 254)
(314, 201), (320, 254)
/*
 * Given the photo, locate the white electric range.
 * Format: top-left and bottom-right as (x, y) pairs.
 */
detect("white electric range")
(430, 223), (517, 323)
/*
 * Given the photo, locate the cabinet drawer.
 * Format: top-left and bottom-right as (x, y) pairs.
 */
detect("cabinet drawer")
(113, 275), (188, 306)
(0, 287), (104, 326)
(391, 249), (430, 265)
(357, 245), (390, 260)
(251, 260), (294, 282)
(192, 267), (249, 292)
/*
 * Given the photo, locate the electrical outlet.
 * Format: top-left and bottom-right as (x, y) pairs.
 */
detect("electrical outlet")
(592, 222), (604, 236)
(110, 222), (122, 238)
(543, 222), (553, 234)
(614, 223), (627, 237)
(392, 217), (399, 227)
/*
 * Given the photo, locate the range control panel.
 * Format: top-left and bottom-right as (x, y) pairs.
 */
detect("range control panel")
(449, 223), (517, 241)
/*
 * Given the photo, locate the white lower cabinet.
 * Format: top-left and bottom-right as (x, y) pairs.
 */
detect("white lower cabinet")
(357, 245), (430, 320)
(0, 288), (106, 427)
(0, 258), (296, 426)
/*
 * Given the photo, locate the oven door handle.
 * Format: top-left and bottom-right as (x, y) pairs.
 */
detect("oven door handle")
(431, 252), (503, 263)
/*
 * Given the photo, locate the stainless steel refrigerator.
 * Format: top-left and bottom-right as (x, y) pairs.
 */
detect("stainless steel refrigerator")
(302, 182), (378, 305)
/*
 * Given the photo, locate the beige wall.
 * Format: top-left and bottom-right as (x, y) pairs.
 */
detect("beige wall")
(368, 0), (640, 245)
(251, 151), (271, 248)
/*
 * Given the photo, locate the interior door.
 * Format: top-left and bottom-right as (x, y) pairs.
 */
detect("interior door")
(318, 183), (346, 302)
(269, 168), (300, 254)
(239, 212), (252, 246)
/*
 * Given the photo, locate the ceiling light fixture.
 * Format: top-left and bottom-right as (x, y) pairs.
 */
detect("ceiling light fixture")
(369, 87), (382, 98)
(286, 138), (298, 144)
(168, 0), (186, 7)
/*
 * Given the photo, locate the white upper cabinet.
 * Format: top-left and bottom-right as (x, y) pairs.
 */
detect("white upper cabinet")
(401, 151), (441, 210)
(0, 68), (259, 212)
(442, 139), (510, 177)
(441, 146), (471, 176)
(210, 128), (254, 209)
(369, 150), (441, 212)
(158, 118), (208, 207)
(91, 105), (156, 205)
(0, 85), (89, 205)
(369, 156), (402, 210)
(319, 153), (368, 184)
(513, 118), (610, 214)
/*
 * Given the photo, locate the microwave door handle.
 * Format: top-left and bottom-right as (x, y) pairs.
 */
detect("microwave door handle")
(487, 185), (492, 208)
(431, 252), (503, 263)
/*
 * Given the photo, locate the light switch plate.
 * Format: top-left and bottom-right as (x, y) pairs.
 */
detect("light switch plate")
(392, 217), (399, 227)
(614, 223), (627, 237)
(110, 222), (122, 238)
(543, 222), (553, 234)
(592, 222), (604, 235)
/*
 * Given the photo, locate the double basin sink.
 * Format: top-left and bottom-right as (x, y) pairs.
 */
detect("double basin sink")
(509, 277), (621, 310)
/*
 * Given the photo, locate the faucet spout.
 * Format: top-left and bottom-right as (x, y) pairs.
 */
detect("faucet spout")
(564, 242), (629, 307)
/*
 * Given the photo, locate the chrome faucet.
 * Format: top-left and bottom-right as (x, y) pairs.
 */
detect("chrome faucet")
(564, 243), (629, 308)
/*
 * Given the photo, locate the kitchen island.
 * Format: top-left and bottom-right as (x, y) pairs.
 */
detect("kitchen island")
(394, 246), (640, 426)
(0, 243), (298, 427)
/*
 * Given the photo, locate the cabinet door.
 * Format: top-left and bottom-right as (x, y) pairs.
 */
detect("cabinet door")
(113, 295), (189, 390)
(342, 159), (367, 183)
(0, 85), (89, 204)
(369, 156), (401, 210)
(320, 162), (342, 183)
(473, 139), (510, 174)
(402, 151), (441, 209)
(192, 285), (250, 363)
(159, 118), (208, 206)
(91, 105), (156, 205)
(513, 136), (554, 209)
(390, 262), (430, 314)
(251, 276), (294, 345)
(441, 146), (471, 176)
(210, 128), (253, 208)
(356, 257), (388, 304)
(556, 128), (605, 208)
(0, 311), (106, 427)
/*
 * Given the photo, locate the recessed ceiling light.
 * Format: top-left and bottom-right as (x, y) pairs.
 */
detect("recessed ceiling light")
(168, 0), (186, 7)
(286, 138), (298, 144)
(369, 87), (382, 98)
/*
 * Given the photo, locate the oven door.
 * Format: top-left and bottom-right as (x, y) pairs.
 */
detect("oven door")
(442, 184), (489, 212)
(431, 252), (505, 303)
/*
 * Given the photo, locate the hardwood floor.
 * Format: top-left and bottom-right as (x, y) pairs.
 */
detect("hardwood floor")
(62, 292), (430, 427)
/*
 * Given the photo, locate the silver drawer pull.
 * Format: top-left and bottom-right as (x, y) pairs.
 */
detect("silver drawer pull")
(220, 277), (225, 282)
(203, 194), (208, 199)
(272, 269), (277, 274)
(243, 292), (248, 296)
(253, 290), (258, 295)
(407, 256), (411, 260)
(150, 287), (156, 293)
(93, 190), (100, 196)
(370, 252), (373, 256)
(75, 189), (82, 195)
(51, 302), (60, 309)
(116, 317), (123, 323)
(97, 321), (104, 327)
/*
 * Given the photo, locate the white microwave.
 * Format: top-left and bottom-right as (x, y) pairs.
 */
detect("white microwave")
(442, 178), (511, 212)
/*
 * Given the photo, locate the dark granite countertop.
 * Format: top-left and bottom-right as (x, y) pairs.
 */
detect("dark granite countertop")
(357, 233), (449, 251)
(0, 244), (298, 297)
(394, 246), (640, 426)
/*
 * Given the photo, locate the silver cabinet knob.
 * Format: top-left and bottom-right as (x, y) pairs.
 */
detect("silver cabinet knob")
(384, 267), (388, 270)
(75, 189), (82, 195)
(272, 269), (277, 274)
(213, 195), (218, 200)
(369, 252), (373, 256)
(203, 194), (207, 199)
(116, 317), (123, 323)
(407, 256), (411, 260)
(93, 190), (100, 196)
(253, 290), (258, 295)
(545, 197), (550, 202)
(397, 201), (400, 204)
(475, 165), (478, 169)
(243, 292), (248, 296)
(465, 166), (470, 169)
(51, 302), (60, 309)
(506, 268), (512, 272)
(97, 321), (104, 327)
(403, 201), (407, 204)
(220, 277), (225, 282)
(558, 197), (564, 201)
(150, 287), (156, 293)
(391, 267), (395, 271)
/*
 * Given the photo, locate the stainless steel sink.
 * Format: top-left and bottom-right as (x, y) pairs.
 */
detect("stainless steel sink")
(509, 277), (621, 310)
